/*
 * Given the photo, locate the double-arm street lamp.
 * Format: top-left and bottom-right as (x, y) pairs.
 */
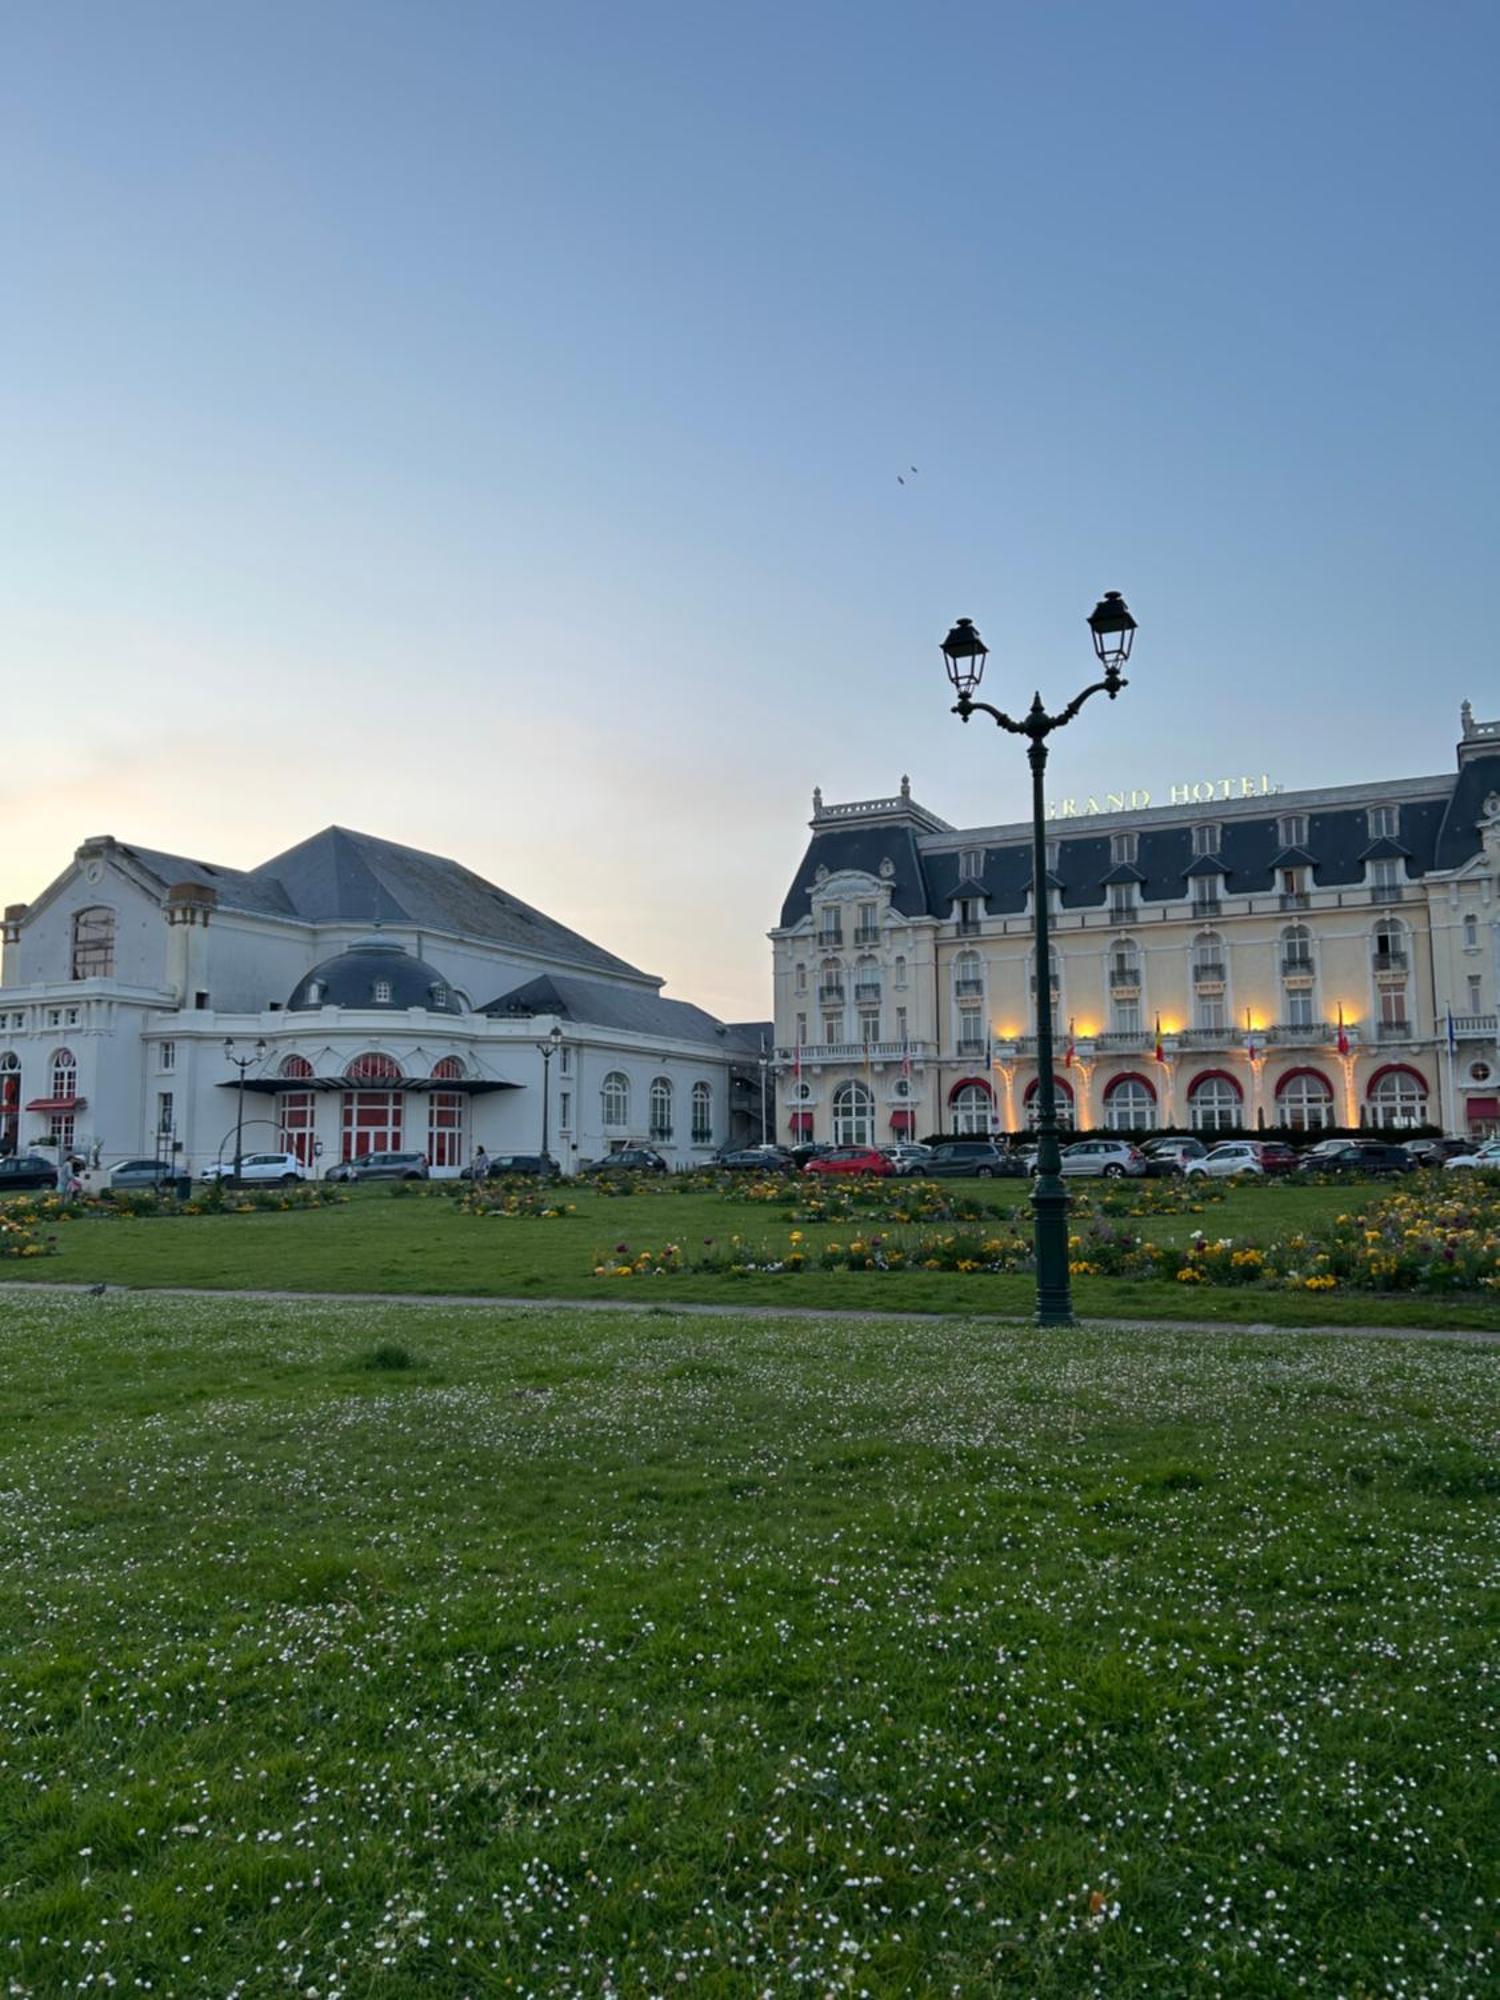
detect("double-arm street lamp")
(536, 1023), (563, 1172)
(940, 591), (1138, 1327)
(223, 1036), (267, 1186)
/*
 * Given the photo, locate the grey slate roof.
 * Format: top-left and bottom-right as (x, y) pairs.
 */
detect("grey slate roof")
(122, 827), (648, 982)
(479, 972), (735, 1048)
(287, 940), (463, 1014)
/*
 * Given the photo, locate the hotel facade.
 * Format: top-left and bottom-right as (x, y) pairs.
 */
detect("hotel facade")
(0, 826), (769, 1176)
(770, 705), (1500, 1145)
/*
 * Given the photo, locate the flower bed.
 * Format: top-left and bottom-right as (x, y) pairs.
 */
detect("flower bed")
(459, 1187), (578, 1219)
(723, 1174), (1228, 1227)
(591, 1183), (1500, 1294)
(0, 1184), (345, 1224)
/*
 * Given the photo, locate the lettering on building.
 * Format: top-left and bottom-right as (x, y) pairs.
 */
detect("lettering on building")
(1045, 774), (1282, 820)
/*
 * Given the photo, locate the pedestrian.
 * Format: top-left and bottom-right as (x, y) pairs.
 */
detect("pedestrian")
(471, 1144), (490, 1182)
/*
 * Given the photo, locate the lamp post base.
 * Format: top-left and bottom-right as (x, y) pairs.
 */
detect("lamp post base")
(1030, 1173), (1076, 1327)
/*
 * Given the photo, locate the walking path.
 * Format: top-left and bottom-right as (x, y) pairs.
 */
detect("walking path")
(6, 1279), (1498, 1347)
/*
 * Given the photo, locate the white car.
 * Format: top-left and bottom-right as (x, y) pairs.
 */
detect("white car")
(882, 1142), (933, 1177)
(201, 1151), (308, 1186)
(1053, 1139), (1147, 1179)
(1444, 1140), (1500, 1170)
(1185, 1141), (1265, 1179)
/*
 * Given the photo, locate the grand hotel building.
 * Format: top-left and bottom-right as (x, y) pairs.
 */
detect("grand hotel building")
(770, 706), (1500, 1145)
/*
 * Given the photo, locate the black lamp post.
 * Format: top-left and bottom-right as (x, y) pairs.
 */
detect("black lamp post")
(758, 1053), (769, 1146)
(537, 1023), (563, 1173)
(223, 1036), (267, 1186)
(940, 591), (1137, 1327)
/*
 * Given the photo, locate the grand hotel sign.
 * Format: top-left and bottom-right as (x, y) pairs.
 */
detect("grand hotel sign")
(1046, 772), (1283, 820)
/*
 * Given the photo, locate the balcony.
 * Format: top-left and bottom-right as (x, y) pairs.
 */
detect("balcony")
(775, 1040), (934, 1064)
(955, 1040), (988, 1061)
(1452, 1013), (1497, 1039)
(1109, 968), (1141, 991)
(1279, 892), (1310, 911)
(1280, 956), (1315, 979)
(1191, 961), (1226, 983)
(1094, 1031), (1149, 1052)
(1190, 896), (1223, 918)
(815, 930), (843, 950)
(852, 926), (880, 947)
(1030, 976), (1062, 997)
(1375, 1020), (1412, 1042)
(1176, 1027), (1233, 1047)
(956, 919), (981, 936)
(1267, 1022), (1338, 1045)
(954, 977), (985, 997)
(817, 984), (845, 1007)
(1372, 951), (1408, 975)
(853, 982), (882, 1004)
(1371, 884), (1405, 905)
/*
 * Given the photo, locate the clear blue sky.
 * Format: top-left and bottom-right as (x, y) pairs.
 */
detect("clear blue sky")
(3, 1), (1495, 1017)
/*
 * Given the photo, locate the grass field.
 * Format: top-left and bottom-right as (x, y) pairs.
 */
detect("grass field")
(1, 1291), (1495, 1996)
(1, 1178), (1497, 1329)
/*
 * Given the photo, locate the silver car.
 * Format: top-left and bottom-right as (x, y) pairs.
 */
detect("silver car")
(1054, 1139), (1148, 1179)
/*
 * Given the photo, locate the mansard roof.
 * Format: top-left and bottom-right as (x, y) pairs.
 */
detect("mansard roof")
(478, 972), (734, 1048)
(782, 742), (1500, 926)
(114, 827), (649, 981)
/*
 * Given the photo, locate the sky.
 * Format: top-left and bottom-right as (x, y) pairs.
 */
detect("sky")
(2, 0), (1496, 1019)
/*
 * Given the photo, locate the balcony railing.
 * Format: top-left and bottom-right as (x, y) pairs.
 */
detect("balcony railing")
(1192, 961), (1226, 984)
(956, 919), (982, 936)
(954, 977), (985, 996)
(1375, 1020), (1412, 1041)
(1452, 1013), (1497, 1039)
(1029, 976), (1061, 995)
(1267, 1022), (1338, 1045)
(1372, 951), (1408, 974)
(852, 926), (880, 946)
(1281, 956), (1315, 978)
(1190, 896), (1223, 918)
(775, 1040), (933, 1064)
(817, 984), (845, 1006)
(1371, 884), (1405, 904)
(955, 1040), (988, 1060)
(1109, 969), (1141, 990)
(1279, 892), (1310, 911)
(1094, 1031), (1149, 1052)
(853, 982), (882, 1003)
(1176, 1027), (1232, 1046)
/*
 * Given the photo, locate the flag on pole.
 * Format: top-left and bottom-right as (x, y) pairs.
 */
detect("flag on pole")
(1154, 1013), (1165, 1063)
(900, 1035), (912, 1080)
(1336, 1004), (1350, 1057)
(1447, 1010), (1458, 1057)
(1244, 1008), (1259, 1064)
(1063, 1017), (1075, 1067)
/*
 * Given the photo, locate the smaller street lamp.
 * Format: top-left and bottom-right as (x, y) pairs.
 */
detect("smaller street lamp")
(757, 1052), (770, 1146)
(223, 1037), (267, 1186)
(536, 1023), (563, 1174)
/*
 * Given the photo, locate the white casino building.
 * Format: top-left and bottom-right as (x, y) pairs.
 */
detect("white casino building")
(0, 826), (768, 1175)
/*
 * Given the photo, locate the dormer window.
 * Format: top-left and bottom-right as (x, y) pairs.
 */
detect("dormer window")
(306, 980), (323, 1005)
(1109, 831), (1137, 865)
(1109, 882), (1137, 920)
(1278, 812), (1309, 848)
(430, 983), (448, 1007)
(1191, 823), (1221, 856)
(958, 849), (983, 878)
(373, 979), (392, 1004)
(1368, 804), (1399, 838)
(1369, 857), (1404, 904)
(1279, 866), (1310, 911)
(956, 898), (981, 934)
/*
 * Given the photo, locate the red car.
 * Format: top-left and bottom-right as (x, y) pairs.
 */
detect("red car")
(804, 1146), (893, 1177)
(1251, 1140), (1298, 1175)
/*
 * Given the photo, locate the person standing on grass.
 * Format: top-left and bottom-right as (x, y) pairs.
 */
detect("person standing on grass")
(472, 1144), (489, 1182)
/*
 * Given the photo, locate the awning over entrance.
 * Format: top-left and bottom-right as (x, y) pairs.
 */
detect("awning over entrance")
(218, 1077), (519, 1096)
(1466, 1095), (1499, 1122)
(25, 1095), (88, 1112)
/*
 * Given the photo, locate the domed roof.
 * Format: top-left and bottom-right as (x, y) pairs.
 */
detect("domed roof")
(287, 939), (463, 1014)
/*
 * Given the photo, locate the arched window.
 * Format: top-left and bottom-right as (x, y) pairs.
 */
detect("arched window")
(1192, 931), (1225, 979)
(280, 1053), (314, 1079)
(50, 1048), (77, 1098)
(649, 1077), (674, 1141)
(71, 906), (115, 980)
(1103, 1073), (1156, 1131)
(279, 1055), (317, 1165)
(431, 1055), (465, 1080)
(602, 1072), (630, 1128)
(818, 958), (845, 1005)
(1023, 1075), (1074, 1129)
(1463, 914), (1479, 949)
(855, 957), (881, 1005)
(1187, 1071), (1243, 1133)
(1280, 923), (1313, 972)
(893, 954), (908, 988)
(954, 950), (983, 995)
(341, 1051), (403, 1159)
(950, 1080), (994, 1135)
(691, 1080), (712, 1144)
(1366, 1066), (1428, 1130)
(0, 1051), (18, 1153)
(832, 1080), (874, 1145)
(1276, 1069), (1335, 1131)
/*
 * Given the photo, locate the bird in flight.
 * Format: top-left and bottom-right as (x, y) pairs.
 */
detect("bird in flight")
(896, 465), (919, 484)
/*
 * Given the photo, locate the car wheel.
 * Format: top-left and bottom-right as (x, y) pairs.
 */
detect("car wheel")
(280, 1173), (298, 1186)
(1103, 1164), (1125, 1179)
(403, 1172), (421, 1181)
(976, 1166), (995, 1179)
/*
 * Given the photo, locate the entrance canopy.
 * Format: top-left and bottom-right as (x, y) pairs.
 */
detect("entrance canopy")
(218, 1075), (519, 1096)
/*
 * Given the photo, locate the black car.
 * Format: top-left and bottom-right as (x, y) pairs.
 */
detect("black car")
(923, 1142), (1026, 1180)
(1403, 1137), (1471, 1167)
(1314, 1142), (1417, 1175)
(714, 1147), (794, 1172)
(0, 1153), (62, 1192)
(581, 1147), (669, 1175)
(460, 1153), (558, 1180)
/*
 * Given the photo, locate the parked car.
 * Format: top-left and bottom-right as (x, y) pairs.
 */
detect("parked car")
(1297, 1137), (1358, 1169)
(714, 1146), (795, 1172)
(1404, 1137), (1473, 1166)
(1256, 1141), (1300, 1175)
(203, 1151), (308, 1186)
(923, 1141), (1025, 1180)
(108, 1157), (179, 1188)
(1445, 1139), (1500, 1170)
(1051, 1139), (1148, 1179)
(459, 1153), (558, 1180)
(0, 1152), (64, 1191)
(580, 1147), (670, 1175)
(804, 1146), (893, 1177)
(1185, 1140), (1266, 1179)
(1141, 1137), (1206, 1172)
(881, 1142), (934, 1177)
(323, 1151), (428, 1183)
(1309, 1141), (1417, 1175)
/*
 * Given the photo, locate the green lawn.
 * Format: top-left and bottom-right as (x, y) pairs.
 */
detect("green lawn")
(1, 1178), (1496, 1330)
(0, 1292), (1495, 1996)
